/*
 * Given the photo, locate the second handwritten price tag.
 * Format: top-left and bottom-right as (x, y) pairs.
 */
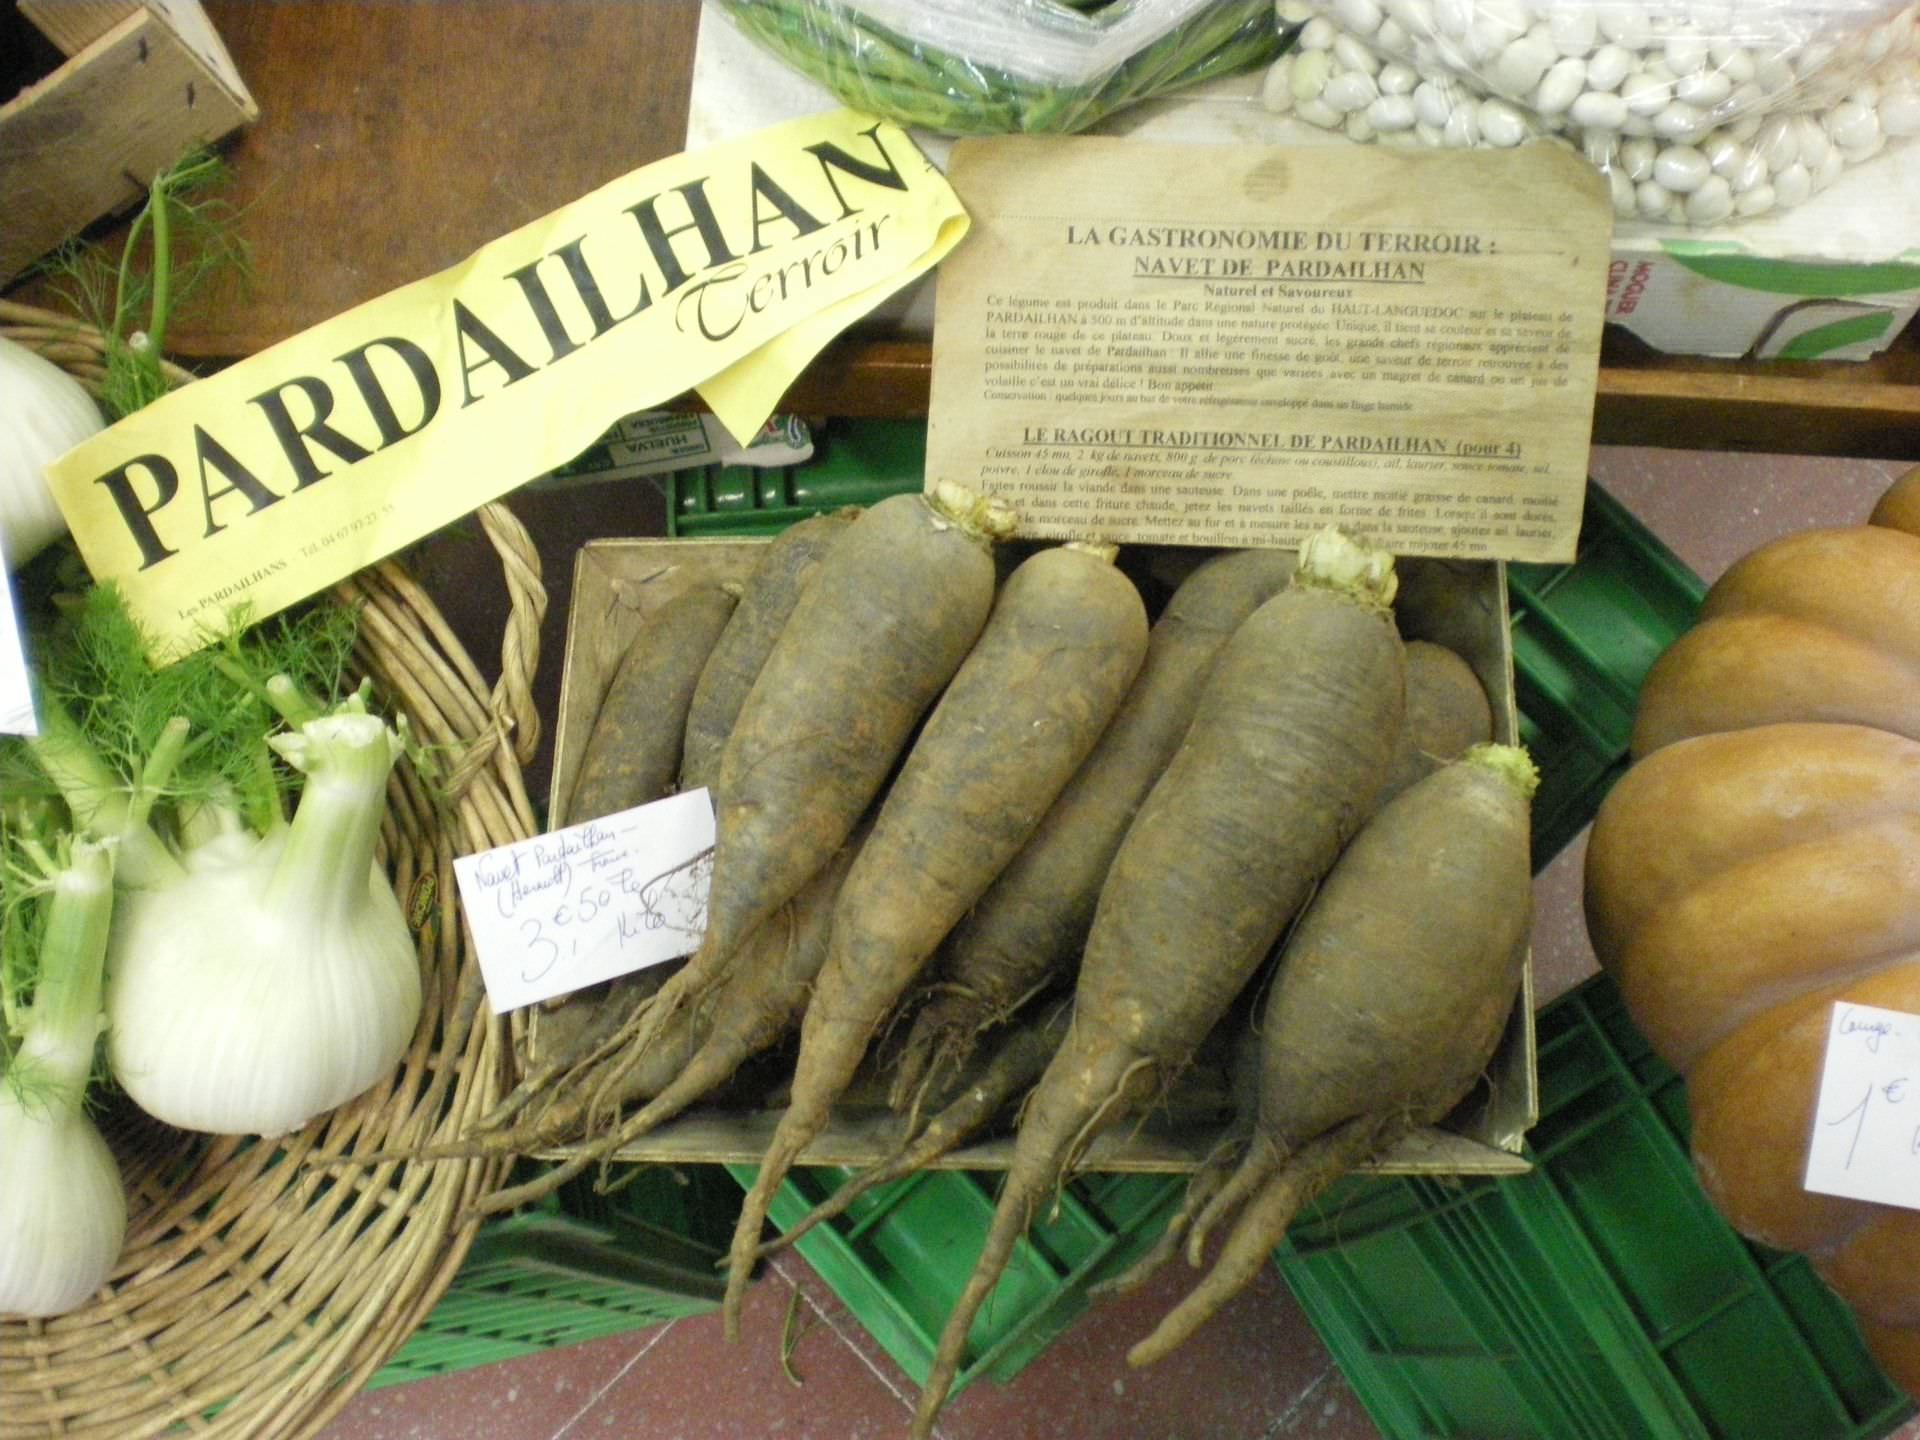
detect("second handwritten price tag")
(1804, 1001), (1920, 1210)
(452, 789), (716, 1012)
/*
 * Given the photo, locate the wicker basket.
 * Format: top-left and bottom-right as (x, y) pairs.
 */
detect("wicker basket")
(0, 299), (544, 1439)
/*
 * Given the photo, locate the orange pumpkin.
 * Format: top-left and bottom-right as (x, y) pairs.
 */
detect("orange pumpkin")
(1584, 465), (1920, 1396)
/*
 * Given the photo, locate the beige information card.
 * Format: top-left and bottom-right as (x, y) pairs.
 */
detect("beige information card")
(926, 137), (1611, 563)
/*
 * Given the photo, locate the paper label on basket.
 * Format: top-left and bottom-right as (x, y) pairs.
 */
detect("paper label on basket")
(0, 552), (35, 737)
(453, 789), (716, 1012)
(1803, 1002), (1920, 1211)
(42, 110), (969, 664)
(925, 137), (1610, 564)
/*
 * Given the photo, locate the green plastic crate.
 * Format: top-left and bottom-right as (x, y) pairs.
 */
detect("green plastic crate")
(1275, 976), (1917, 1440)
(1507, 482), (1706, 869)
(725, 1162), (1184, 1397)
(666, 418), (926, 536)
(368, 1165), (741, 1389)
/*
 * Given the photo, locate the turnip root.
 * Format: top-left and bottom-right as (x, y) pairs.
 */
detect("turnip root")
(888, 547), (1298, 1118)
(910, 528), (1407, 1438)
(644, 485), (1013, 1048)
(1382, 640), (1493, 799)
(1127, 744), (1535, 1368)
(751, 1001), (1072, 1262)
(679, 510), (856, 791)
(723, 540), (1150, 1334)
(459, 830), (861, 1219)
(563, 583), (738, 823)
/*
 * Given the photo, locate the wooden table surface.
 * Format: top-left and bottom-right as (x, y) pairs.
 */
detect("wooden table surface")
(164, 0), (702, 356)
(8, 0), (1918, 458)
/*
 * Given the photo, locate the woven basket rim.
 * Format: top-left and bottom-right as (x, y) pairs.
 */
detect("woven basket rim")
(0, 306), (542, 1439)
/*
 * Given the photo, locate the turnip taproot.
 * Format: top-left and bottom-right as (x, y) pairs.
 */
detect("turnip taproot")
(633, 485), (1013, 1058)
(722, 541), (1150, 1333)
(461, 831), (862, 1219)
(679, 510), (855, 791)
(563, 584), (738, 823)
(752, 1001), (1072, 1261)
(909, 528), (1407, 1437)
(1127, 744), (1534, 1367)
(1382, 639), (1493, 799)
(888, 547), (1298, 1117)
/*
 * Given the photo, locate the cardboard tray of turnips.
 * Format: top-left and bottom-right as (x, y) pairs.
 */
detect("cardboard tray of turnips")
(533, 530), (1538, 1180)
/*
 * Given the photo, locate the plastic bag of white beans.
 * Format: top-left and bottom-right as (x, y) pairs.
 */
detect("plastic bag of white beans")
(1264, 0), (1920, 224)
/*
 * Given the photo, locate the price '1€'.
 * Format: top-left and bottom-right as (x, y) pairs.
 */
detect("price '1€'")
(1804, 1002), (1920, 1211)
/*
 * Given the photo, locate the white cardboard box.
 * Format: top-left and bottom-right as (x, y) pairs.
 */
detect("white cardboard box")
(688, 3), (1920, 361)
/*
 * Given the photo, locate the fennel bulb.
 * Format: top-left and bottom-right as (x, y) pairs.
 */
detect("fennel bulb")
(0, 337), (104, 571)
(105, 704), (423, 1137)
(0, 838), (127, 1318)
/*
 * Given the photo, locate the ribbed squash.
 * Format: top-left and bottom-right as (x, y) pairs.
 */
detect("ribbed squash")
(1584, 466), (1920, 1398)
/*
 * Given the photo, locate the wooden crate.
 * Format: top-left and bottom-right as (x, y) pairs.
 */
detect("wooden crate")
(541, 535), (1537, 1180)
(1, 0), (256, 284)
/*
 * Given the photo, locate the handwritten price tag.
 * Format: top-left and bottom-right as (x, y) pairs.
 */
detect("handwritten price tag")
(1804, 1002), (1920, 1210)
(452, 789), (715, 1012)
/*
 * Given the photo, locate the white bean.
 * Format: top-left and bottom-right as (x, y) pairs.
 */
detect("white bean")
(1534, 56), (1588, 114)
(1664, 33), (1709, 77)
(1733, 147), (1770, 193)
(1881, 88), (1920, 137)
(1826, 99), (1882, 151)
(1675, 68), (1732, 109)
(1415, 120), (1448, 147)
(1600, 6), (1650, 51)
(1492, 32), (1556, 96)
(1412, 78), (1455, 127)
(1652, 101), (1708, 141)
(1635, 177), (1675, 217)
(1711, 45), (1757, 85)
(1773, 161), (1813, 207)
(1609, 167), (1638, 217)
(1619, 135), (1660, 182)
(1754, 115), (1798, 171)
(1276, 1), (1316, 21)
(1295, 95), (1343, 130)
(1813, 146), (1846, 192)
(1299, 16), (1337, 49)
(1585, 44), (1634, 93)
(1622, 70), (1673, 116)
(1333, 32), (1384, 75)
(1548, 8), (1597, 58)
(1793, 115), (1832, 171)
(1583, 128), (1620, 168)
(1383, 0), (1433, 33)
(1291, 47), (1332, 101)
(1368, 93), (1419, 130)
(1571, 90), (1630, 129)
(1262, 56), (1297, 113)
(1684, 175), (1735, 224)
(1333, 0), (1384, 36)
(1477, 96), (1529, 146)
(1733, 182), (1777, 217)
(1345, 109), (1378, 144)
(1324, 70), (1382, 113)
(1652, 144), (1711, 192)
(1377, 18), (1409, 52)
(1378, 61), (1418, 95)
(1443, 102), (1481, 146)
(1754, 54), (1796, 96)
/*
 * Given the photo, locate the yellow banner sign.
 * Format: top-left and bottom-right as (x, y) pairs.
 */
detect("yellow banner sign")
(47, 111), (968, 660)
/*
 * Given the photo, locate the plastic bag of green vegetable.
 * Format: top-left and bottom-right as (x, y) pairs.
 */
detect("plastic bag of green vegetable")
(711, 0), (1286, 136)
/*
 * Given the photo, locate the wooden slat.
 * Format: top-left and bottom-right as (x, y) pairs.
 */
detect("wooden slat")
(0, 9), (252, 283)
(17, 0), (141, 55)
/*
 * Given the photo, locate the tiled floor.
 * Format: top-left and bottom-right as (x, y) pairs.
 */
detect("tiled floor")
(320, 444), (1920, 1440)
